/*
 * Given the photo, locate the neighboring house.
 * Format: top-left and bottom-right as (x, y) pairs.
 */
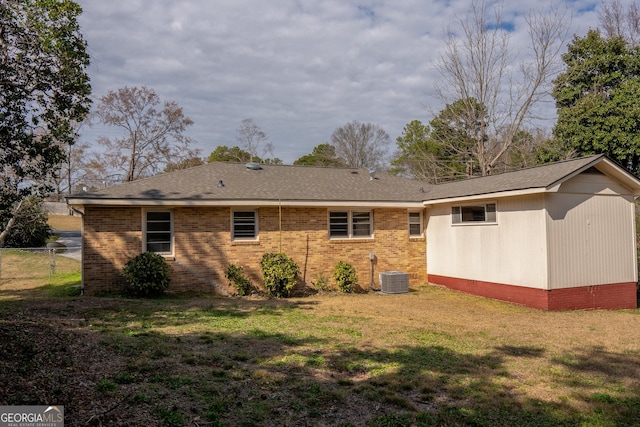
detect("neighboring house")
(66, 155), (640, 310)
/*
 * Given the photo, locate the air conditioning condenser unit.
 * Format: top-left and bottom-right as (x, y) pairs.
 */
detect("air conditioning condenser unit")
(379, 271), (409, 294)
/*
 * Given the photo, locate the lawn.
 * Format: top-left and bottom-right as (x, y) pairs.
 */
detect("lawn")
(0, 259), (639, 426)
(48, 213), (81, 231)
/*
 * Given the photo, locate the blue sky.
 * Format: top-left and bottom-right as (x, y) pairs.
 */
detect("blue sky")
(77, 0), (606, 164)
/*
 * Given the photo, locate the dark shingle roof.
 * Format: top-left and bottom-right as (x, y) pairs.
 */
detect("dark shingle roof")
(422, 155), (606, 201)
(69, 154), (639, 206)
(70, 162), (429, 204)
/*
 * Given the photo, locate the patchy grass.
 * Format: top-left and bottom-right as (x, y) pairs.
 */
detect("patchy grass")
(47, 213), (81, 231)
(0, 250), (81, 299)
(0, 285), (639, 426)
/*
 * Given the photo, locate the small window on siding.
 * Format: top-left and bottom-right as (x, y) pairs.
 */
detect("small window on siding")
(452, 203), (496, 224)
(145, 211), (172, 253)
(233, 210), (258, 240)
(409, 211), (423, 237)
(329, 210), (372, 239)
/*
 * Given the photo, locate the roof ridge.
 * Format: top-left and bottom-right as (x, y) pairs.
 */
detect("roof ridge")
(431, 154), (603, 187)
(208, 161), (374, 173)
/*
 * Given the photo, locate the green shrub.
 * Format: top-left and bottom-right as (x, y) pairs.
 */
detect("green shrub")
(334, 261), (357, 293)
(224, 263), (252, 296)
(260, 252), (300, 297)
(3, 196), (51, 248)
(313, 272), (331, 292)
(122, 252), (170, 297)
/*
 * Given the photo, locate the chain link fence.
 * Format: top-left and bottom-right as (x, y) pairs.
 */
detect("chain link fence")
(0, 246), (81, 284)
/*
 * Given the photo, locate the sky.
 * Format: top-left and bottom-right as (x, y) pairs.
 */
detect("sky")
(76, 0), (609, 165)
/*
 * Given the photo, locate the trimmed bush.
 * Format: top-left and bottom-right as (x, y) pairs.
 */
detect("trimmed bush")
(260, 252), (300, 298)
(122, 252), (171, 297)
(334, 261), (357, 293)
(224, 263), (252, 296)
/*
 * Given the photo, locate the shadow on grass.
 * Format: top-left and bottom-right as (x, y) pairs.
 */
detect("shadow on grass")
(0, 280), (81, 300)
(0, 297), (639, 426)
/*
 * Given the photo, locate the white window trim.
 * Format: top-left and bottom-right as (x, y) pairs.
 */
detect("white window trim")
(328, 210), (373, 239)
(451, 202), (497, 226)
(142, 209), (174, 256)
(408, 210), (424, 237)
(232, 209), (259, 241)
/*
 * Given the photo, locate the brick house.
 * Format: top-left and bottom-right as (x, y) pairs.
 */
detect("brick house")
(67, 155), (640, 310)
(67, 162), (428, 296)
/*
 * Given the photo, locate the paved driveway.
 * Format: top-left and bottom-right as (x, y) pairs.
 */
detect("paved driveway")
(53, 230), (81, 261)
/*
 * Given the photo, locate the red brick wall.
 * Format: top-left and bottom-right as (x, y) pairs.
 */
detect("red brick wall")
(428, 274), (638, 310)
(546, 282), (637, 310)
(82, 206), (427, 295)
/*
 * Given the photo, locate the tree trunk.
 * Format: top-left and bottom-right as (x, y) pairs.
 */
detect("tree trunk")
(0, 199), (24, 248)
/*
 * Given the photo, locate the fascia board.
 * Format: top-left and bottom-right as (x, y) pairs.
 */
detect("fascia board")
(423, 187), (546, 206)
(66, 198), (425, 209)
(545, 157), (640, 195)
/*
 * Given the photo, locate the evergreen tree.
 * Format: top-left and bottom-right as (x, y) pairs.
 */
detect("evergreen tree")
(0, 0), (91, 247)
(553, 30), (640, 174)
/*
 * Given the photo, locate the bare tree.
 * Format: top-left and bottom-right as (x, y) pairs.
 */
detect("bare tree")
(236, 118), (273, 163)
(92, 86), (199, 182)
(599, 0), (640, 45)
(330, 121), (390, 170)
(435, 1), (570, 175)
(53, 140), (90, 195)
(48, 120), (92, 197)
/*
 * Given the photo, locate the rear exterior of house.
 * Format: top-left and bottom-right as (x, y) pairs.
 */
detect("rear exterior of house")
(69, 155), (640, 310)
(82, 205), (427, 295)
(425, 157), (640, 310)
(71, 163), (428, 295)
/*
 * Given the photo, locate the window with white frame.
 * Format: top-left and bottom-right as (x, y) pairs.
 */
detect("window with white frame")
(232, 210), (258, 240)
(329, 210), (372, 239)
(452, 203), (496, 224)
(145, 210), (173, 254)
(408, 211), (423, 236)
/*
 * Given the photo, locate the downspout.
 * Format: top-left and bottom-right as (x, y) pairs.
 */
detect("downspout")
(70, 206), (85, 295)
(278, 199), (282, 253)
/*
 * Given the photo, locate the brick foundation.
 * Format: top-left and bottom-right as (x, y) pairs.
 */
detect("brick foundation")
(428, 274), (637, 310)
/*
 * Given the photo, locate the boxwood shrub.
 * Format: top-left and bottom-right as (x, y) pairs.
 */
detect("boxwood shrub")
(260, 252), (300, 297)
(122, 252), (171, 297)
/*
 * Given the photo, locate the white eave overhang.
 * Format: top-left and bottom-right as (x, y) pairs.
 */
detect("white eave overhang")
(66, 198), (426, 209)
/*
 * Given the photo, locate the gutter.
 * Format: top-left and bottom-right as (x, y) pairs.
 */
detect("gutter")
(69, 205), (85, 296)
(423, 187), (547, 207)
(66, 198), (426, 209)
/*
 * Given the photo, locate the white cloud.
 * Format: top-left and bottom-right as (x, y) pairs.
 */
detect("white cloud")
(78, 0), (608, 164)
